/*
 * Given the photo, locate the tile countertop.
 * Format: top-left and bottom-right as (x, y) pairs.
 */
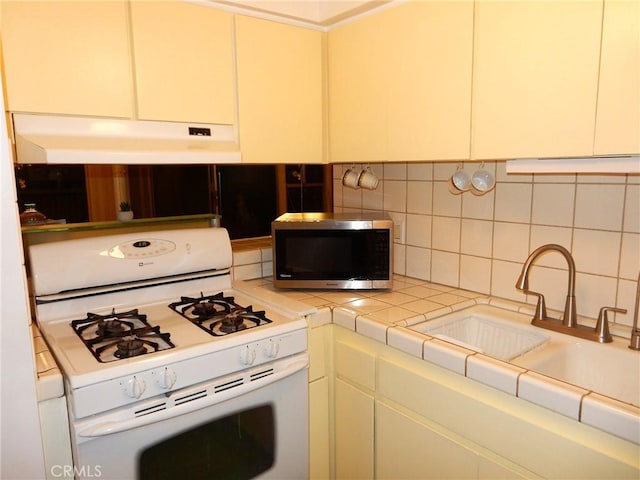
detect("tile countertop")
(32, 324), (64, 402)
(245, 275), (640, 445)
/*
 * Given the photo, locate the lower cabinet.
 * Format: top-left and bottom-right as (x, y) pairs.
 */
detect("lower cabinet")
(329, 325), (639, 480)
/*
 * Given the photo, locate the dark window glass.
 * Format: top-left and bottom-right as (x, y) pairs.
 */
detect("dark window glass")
(15, 165), (89, 223)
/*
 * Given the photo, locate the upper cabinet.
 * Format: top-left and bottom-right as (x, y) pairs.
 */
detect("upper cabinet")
(471, 0), (603, 159)
(328, 1), (473, 163)
(3, 0), (636, 166)
(1, 1), (134, 118)
(235, 16), (324, 164)
(129, 2), (235, 124)
(1, 1), (235, 125)
(594, 0), (640, 155)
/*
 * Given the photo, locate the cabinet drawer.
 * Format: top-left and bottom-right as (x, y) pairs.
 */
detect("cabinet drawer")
(335, 340), (375, 390)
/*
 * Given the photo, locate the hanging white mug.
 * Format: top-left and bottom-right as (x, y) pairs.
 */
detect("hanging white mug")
(358, 166), (379, 190)
(342, 166), (361, 189)
(448, 165), (471, 195)
(470, 166), (495, 196)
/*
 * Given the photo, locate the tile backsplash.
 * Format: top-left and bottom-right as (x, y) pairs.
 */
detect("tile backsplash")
(333, 161), (640, 328)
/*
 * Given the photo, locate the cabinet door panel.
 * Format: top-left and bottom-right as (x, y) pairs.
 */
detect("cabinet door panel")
(376, 402), (478, 479)
(130, 2), (235, 124)
(309, 378), (330, 480)
(329, 1), (473, 163)
(334, 378), (374, 479)
(384, 1), (473, 161)
(471, 0), (602, 159)
(594, 0), (640, 154)
(2, 1), (133, 117)
(236, 16), (323, 164)
(328, 13), (388, 162)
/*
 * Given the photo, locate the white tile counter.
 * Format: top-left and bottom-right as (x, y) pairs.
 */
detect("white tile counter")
(245, 275), (640, 445)
(32, 324), (64, 401)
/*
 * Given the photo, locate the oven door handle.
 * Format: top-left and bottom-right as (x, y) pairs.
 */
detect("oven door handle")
(77, 356), (308, 438)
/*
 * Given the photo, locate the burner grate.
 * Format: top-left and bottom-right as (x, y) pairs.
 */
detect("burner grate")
(71, 309), (174, 363)
(169, 292), (272, 337)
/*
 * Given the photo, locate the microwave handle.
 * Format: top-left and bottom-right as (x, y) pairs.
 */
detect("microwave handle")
(78, 357), (308, 438)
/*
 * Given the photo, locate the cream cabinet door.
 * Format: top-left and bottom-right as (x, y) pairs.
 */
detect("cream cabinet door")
(328, 1), (473, 163)
(235, 16), (323, 164)
(376, 402), (479, 479)
(594, 0), (640, 155)
(130, 2), (235, 124)
(309, 377), (330, 480)
(334, 378), (374, 479)
(376, 402), (529, 479)
(1, 0), (133, 118)
(309, 325), (330, 479)
(471, 0), (603, 159)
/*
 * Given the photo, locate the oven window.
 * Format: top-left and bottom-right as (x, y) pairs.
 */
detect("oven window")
(138, 404), (275, 480)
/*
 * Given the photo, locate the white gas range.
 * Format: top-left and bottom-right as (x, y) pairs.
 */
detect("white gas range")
(28, 227), (313, 480)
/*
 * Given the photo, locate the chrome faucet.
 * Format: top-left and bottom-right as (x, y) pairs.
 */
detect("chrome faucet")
(516, 244), (626, 343)
(516, 244), (577, 327)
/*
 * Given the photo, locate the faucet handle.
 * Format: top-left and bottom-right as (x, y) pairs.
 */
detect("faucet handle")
(526, 290), (548, 323)
(595, 307), (627, 343)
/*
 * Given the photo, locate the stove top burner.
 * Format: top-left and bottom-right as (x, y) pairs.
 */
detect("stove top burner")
(96, 319), (127, 337)
(72, 309), (174, 363)
(114, 337), (147, 359)
(169, 292), (272, 336)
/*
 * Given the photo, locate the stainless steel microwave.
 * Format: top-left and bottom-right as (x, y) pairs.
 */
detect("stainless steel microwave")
(271, 212), (393, 290)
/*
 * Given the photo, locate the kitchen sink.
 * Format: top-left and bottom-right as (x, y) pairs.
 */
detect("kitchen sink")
(410, 303), (640, 407)
(409, 305), (549, 361)
(513, 337), (640, 407)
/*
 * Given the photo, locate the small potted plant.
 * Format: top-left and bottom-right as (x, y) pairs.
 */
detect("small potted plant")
(117, 201), (134, 222)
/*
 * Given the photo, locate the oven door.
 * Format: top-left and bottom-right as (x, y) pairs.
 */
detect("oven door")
(68, 354), (308, 480)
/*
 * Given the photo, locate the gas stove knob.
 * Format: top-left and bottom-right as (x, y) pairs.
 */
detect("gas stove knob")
(124, 376), (146, 399)
(157, 368), (177, 390)
(240, 345), (257, 365)
(264, 339), (280, 358)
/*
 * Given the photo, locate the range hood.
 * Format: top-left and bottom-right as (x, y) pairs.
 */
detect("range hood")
(11, 113), (242, 165)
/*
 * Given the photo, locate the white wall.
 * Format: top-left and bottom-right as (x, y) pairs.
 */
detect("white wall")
(333, 161), (640, 330)
(0, 76), (46, 478)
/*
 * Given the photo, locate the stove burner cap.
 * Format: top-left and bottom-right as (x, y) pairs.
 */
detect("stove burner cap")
(96, 319), (126, 337)
(219, 309), (248, 334)
(192, 301), (222, 317)
(114, 338), (147, 359)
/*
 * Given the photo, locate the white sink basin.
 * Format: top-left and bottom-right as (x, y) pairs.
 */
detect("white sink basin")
(513, 337), (640, 407)
(409, 305), (549, 361)
(410, 304), (640, 407)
